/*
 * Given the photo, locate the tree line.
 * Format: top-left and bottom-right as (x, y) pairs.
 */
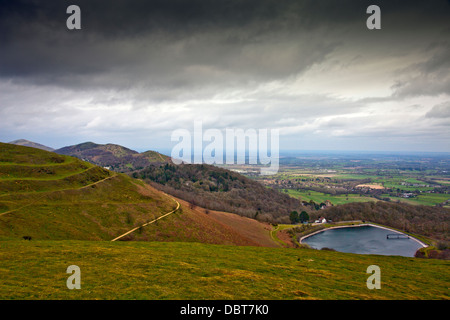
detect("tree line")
(132, 163), (302, 223)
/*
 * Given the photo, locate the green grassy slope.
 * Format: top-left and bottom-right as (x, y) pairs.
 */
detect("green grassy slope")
(0, 142), (175, 240)
(0, 240), (448, 299)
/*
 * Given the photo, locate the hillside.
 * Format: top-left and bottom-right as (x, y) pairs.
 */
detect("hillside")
(55, 142), (302, 223)
(0, 142), (277, 246)
(121, 196), (278, 247)
(0, 240), (448, 299)
(55, 142), (170, 172)
(0, 142), (178, 240)
(134, 163), (302, 223)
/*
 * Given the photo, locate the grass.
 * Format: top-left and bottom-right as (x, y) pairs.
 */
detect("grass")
(283, 189), (376, 205)
(0, 240), (448, 300)
(270, 224), (295, 247)
(0, 143), (176, 241)
(381, 193), (449, 206)
(0, 161), (92, 180)
(0, 173), (176, 241)
(0, 166), (114, 195)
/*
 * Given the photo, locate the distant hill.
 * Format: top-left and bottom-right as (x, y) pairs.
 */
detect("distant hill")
(55, 142), (170, 172)
(8, 139), (54, 152)
(141, 150), (171, 163)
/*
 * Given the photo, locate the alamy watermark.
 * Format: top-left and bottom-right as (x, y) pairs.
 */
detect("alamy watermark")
(66, 5), (81, 30)
(66, 5), (381, 31)
(366, 265), (381, 289)
(171, 121), (279, 175)
(66, 265), (81, 289)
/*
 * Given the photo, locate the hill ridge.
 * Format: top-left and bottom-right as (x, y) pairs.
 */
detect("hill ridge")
(8, 139), (55, 152)
(55, 141), (170, 172)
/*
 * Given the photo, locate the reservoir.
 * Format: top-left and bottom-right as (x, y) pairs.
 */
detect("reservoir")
(301, 225), (425, 257)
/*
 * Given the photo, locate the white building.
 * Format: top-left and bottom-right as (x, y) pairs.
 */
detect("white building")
(314, 217), (327, 224)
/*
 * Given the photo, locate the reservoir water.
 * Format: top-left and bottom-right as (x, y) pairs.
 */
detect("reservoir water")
(302, 225), (424, 257)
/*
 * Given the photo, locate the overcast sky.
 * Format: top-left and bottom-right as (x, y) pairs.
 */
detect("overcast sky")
(0, 0), (449, 153)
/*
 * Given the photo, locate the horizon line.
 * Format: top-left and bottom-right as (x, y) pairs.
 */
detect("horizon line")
(2, 139), (449, 156)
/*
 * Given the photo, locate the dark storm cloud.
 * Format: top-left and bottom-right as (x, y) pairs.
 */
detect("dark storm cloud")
(392, 42), (450, 97)
(1, 0), (449, 90)
(1, 0), (330, 81)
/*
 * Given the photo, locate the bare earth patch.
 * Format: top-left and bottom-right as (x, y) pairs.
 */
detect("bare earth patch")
(356, 184), (385, 189)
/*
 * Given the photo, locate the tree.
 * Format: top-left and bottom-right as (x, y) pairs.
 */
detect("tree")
(289, 211), (299, 224)
(299, 211), (309, 223)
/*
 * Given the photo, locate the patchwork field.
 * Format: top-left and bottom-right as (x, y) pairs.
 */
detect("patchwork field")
(283, 189), (376, 205)
(248, 153), (449, 209)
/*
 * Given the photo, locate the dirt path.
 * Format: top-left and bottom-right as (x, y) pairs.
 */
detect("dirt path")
(111, 194), (180, 242)
(270, 225), (287, 247)
(158, 152), (166, 162)
(270, 224), (298, 248)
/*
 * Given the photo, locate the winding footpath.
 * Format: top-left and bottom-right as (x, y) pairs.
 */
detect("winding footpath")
(111, 194), (180, 242)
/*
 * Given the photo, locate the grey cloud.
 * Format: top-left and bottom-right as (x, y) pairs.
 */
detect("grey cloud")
(1, 0), (449, 92)
(391, 42), (450, 98)
(425, 102), (450, 118)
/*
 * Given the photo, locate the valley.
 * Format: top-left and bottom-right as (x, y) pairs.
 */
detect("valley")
(227, 152), (450, 208)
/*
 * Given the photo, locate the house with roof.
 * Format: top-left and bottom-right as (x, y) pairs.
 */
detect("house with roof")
(314, 217), (327, 224)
